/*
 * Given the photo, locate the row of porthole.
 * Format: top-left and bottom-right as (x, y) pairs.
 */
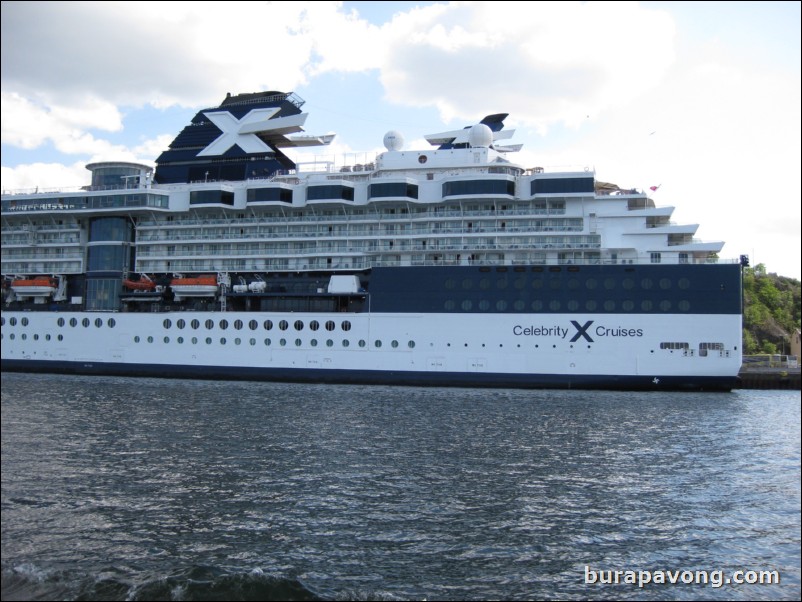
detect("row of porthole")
(444, 299), (690, 312)
(132, 335), (414, 349)
(159, 318), (352, 332)
(444, 277), (690, 291)
(2, 316), (354, 333)
(4, 333), (65, 341)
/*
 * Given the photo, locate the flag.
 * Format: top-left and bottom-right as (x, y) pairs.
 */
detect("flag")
(649, 184), (661, 192)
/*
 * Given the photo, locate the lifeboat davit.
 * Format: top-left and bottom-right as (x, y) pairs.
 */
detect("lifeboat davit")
(10, 277), (58, 297)
(170, 275), (218, 297)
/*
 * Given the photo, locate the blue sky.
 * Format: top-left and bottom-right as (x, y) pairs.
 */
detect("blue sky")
(2, 1), (800, 279)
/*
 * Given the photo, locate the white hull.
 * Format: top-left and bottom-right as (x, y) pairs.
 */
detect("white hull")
(1, 309), (741, 387)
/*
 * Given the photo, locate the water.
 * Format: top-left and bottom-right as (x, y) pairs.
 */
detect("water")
(1, 373), (799, 601)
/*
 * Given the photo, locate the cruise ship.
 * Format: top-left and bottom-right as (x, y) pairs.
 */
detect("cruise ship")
(1, 91), (745, 390)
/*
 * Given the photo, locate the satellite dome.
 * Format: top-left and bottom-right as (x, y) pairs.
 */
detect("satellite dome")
(383, 130), (404, 151)
(468, 123), (493, 148)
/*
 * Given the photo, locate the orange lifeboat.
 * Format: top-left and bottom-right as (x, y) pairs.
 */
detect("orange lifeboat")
(10, 276), (58, 297)
(123, 275), (156, 291)
(170, 274), (218, 297)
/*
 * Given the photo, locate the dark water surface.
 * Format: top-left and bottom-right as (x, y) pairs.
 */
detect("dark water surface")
(2, 373), (799, 600)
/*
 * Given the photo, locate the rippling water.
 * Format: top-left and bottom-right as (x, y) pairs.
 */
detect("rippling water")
(1, 373), (799, 601)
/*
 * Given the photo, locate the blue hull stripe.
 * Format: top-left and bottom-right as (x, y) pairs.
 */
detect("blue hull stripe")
(1, 360), (737, 392)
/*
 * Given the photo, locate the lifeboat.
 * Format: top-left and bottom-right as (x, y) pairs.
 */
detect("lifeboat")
(123, 275), (156, 291)
(170, 274), (218, 297)
(10, 276), (58, 297)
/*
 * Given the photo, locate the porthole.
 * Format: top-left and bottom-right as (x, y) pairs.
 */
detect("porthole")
(163, 319), (172, 329)
(70, 318), (78, 327)
(250, 338), (256, 346)
(479, 278), (491, 290)
(391, 340), (399, 348)
(604, 300), (615, 311)
(220, 337), (227, 345)
(206, 337), (212, 344)
(325, 320), (335, 331)
(295, 338), (302, 347)
(585, 300), (597, 311)
(641, 300), (653, 311)
(264, 320), (273, 331)
(341, 320), (351, 331)
(134, 335), (141, 343)
(311, 339), (318, 347)
(445, 278), (457, 290)
(21, 317), (28, 326)
(678, 300), (690, 311)
(480, 300), (491, 311)
(462, 278), (474, 290)
(342, 339), (350, 347)
(496, 300), (508, 311)
(549, 279), (560, 290)
(604, 278), (615, 290)
(531, 300), (543, 311)
(148, 336), (154, 343)
(249, 320), (258, 331)
(326, 339), (334, 347)
(294, 320), (304, 331)
(191, 319), (200, 329)
(95, 318), (103, 328)
(57, 334), (63, 341)
(164, 336), (170, 344)
(279, 338), (286, 346)
(234, 319), (243, 330)
(659, 278), (671, 290)
(678, 278), (691, 290)
(235, 338), (242, 345)
(641, 278), (653, 290)
(408, 341), (415, 348)
(585, 278), (597, 290)
(445, 300), (456, 311)
(219, 319), (229, 330)
(310, 320), (320, 331)
(660, 300), (672, 311)
(177, 337), (184, 344)
(496, 278), (508, 289)
(622, 300), (635, 311)
(567, 278), (580, 290)
(192, 337), (198, 344)
(58, 317), (65, 327)
(549, 300), (560, 311)
(205, 319), (214, 330)
(622, 278), (635, 290)
(375, 340), (383, 348)
(176, 319), (185, 329)
(514, 300), (525, 311)
(359, 340), (366, 348)
(461, 300), (473, 311)
(82, 318), (90, 327)
(264, 338), (271, 346)
(567, 300), (579, 311)
(279, 320), (288, 331)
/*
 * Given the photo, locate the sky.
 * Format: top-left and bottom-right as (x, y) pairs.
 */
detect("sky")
(2, 1), (800, 279)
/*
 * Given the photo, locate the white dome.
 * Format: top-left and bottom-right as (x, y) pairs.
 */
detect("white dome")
(468, 123), (493, 148)
(383, 130), (404, 151)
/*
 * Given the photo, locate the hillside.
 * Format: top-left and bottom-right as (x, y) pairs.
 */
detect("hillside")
(742, 264), (801, 355)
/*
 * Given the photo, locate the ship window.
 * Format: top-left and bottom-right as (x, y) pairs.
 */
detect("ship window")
(549, 300), (560, 311)
(234, 320), (243, 330)
(191, 319), (200, 329)
(359, 340), (367, 348)
(134, 335), (141, 343)
(176, 319), (185, 329)
(531, 300), (543, 311)
(622, 278), (635, 290)
(374, 340), (382, 348)
(641, 300), (653, 311)
(220, 337), (227, 345)
(249, 320), (258, 330)
(369, 182), (419, 199)
(604, 301), (615, 311)
(311, 339), (318, 347)
(21, 317), (29, 326)
(250, 338), (256, 346)
(279, 320), (288, 331)
(479, 300), (490, 311)
(58, 334), (63, 341)
(247, 187), (292, 203)
(190, 190), (234, 206)
(58, 318), (65, 327)
(264, 320), (273, 331)
(660, 278), (672, 289)
(462, 278), (473, 290)
(295, 338), (302, 347)
(177, 337), (184, 344)
(461, 300), (472, 311)
(70, 318), (78, 327)
(567, 300), (579, 311)
(678, 278), (691, 289)
(163, 319), (172, 329)
(163, 336), (170, 344)
(585, 278), (598, 290)
(82, 318), (90, 327)
(307, 185), (354, 202)
(641, 278), (653, 290)
(408, 341), (415, 349)
(443, 179), (514, 197)
(219, 319), (229, 330)
(325, 320), (335, 331)
(604, 278), (616, 290)
(148, 336), (154, 343)
(205, 319), (214, 330)
(342, 339), (350, 347)
(660, 300), (672, 311)
(310, 320), (320, 331)
(341, 320), (351, 331)
(95, 318), (103, 328)
(191, 337), (198, 344)
(294, 320), (304, 331)
(586, 300), (597, 311)
(264, 338), (271, 346)
(326, 339), (334, 347)
(679, 300), (690, 311)
(530, 177), (594, 195)
(480, 278), (491, 290)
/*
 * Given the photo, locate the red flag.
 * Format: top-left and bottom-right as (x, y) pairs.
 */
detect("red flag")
(649, 184), (661, 192)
